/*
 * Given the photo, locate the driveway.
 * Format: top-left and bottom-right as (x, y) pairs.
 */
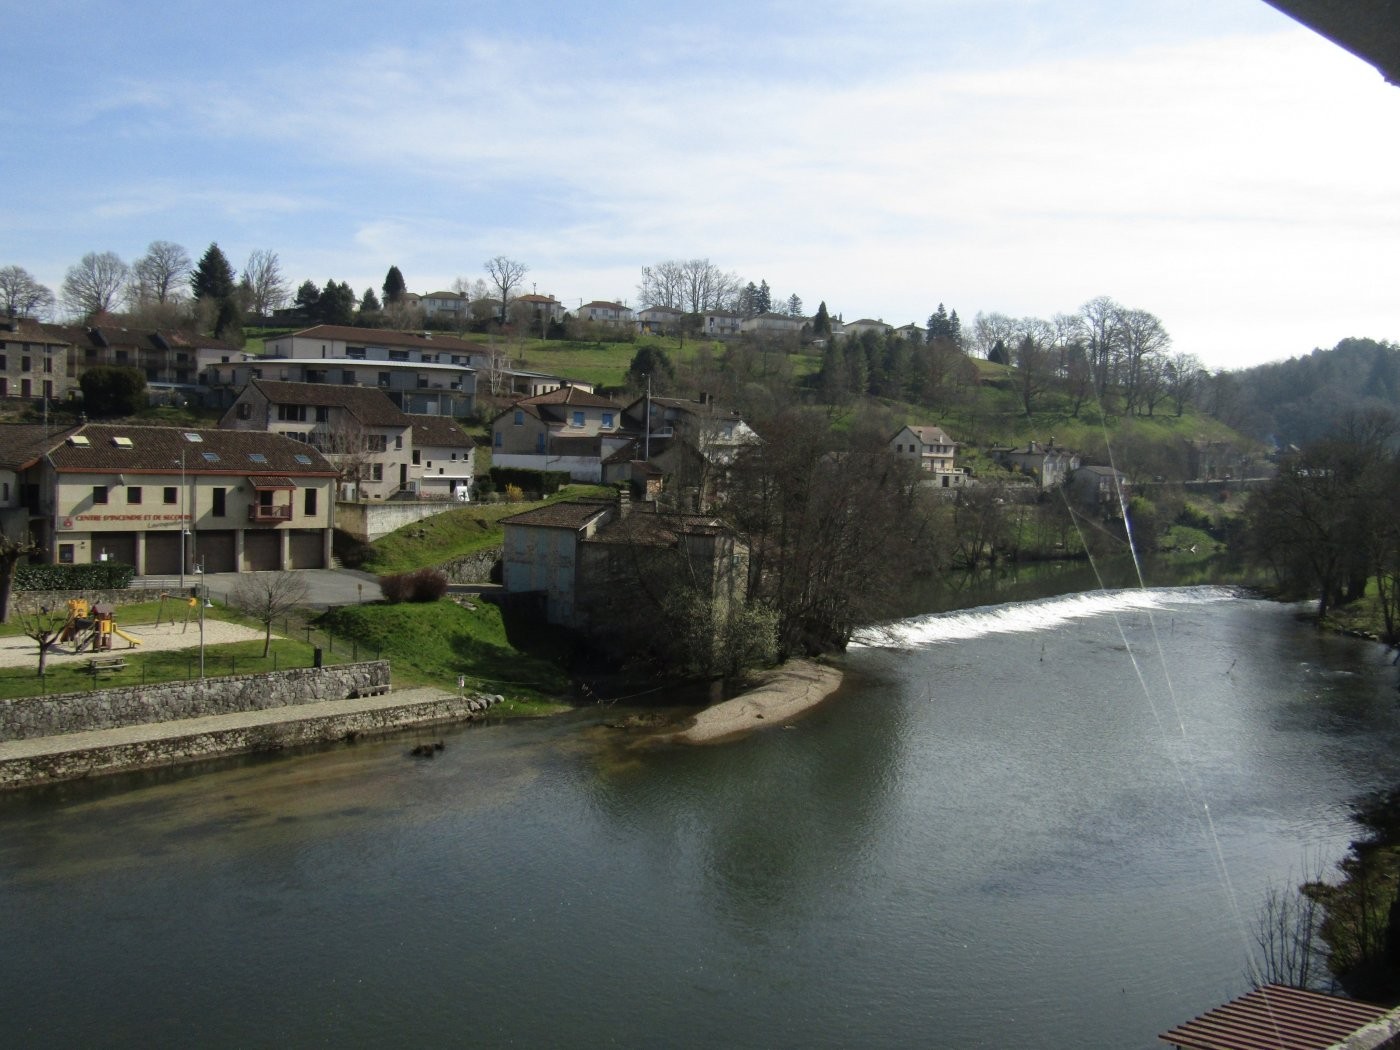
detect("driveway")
(132, 569), (383, 609)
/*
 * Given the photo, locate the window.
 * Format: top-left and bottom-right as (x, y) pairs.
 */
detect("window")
(370, 464), (384, 482)
(20, 379), (30, 397)
(412, 450), (421, 465)
(236, 402), (252, 419)
(212, 488), (226, 517)
(92, 485), (108, 505)
(513, 410), (524, 426)
(315, 406), (329, 423)
(377, 372), (390, 386)
(571, 411), (584, 428)
(0, 379), (7, 397)
(394, 435), (403, 450)
(602, 412), (614, 429)
(163, 487), (177, 505)
(535, 434), (546, 452)
(248, 453), (267, 464)
(202, 451), (220, 463)
(277, 404), (308, 422)
(42, 380), (52, 398)
(304, 488), (317, 516)
(493, 431), (502, 448)
(21, 356), (30, 372)
(363, 435), (385, 453)
(126, 487), (142, 505)
(0, 354), (6, 369)
(59, 544), (75, 564)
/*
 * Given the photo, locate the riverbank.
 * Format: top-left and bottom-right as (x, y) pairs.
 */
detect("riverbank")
(654, 659), (845, 745)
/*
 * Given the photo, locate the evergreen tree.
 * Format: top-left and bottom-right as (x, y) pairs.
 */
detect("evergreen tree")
(318, 280), (356, 325)
(213, 297), (243, 341)
(80, 366), (147, 417)
(988, 339), (1009, 366)
(947, 309), (962, 348)
(382, 265), (406, 304)
(190, 243), (236, 302)
(360, 288), (382, 313)
(786, 293), (803, 317)
(927, 303), (950, 343)
(294, 280), (321, 314)
(813, 301), (832, 338)
(757, 280), (772, 315)
(626, 346), (675, 391)
(739, 282), (760, 317)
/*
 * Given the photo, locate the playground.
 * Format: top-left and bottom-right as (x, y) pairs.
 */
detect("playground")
(0, 598), (268, 670)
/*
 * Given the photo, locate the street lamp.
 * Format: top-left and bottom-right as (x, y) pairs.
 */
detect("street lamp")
(176, 449), (187, 592)
(195, 557), (206, 679)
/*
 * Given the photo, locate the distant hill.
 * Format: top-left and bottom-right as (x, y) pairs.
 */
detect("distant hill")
(1220, 338), (1400, 448)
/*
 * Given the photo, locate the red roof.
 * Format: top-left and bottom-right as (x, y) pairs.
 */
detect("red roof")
(1160, 984), (1391, 1050)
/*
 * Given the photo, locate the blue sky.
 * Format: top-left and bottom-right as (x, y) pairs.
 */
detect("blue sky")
(3, 0), (1397, 369)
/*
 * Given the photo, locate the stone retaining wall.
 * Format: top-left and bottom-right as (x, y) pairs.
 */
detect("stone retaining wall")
(0, 692), (501, 790)
(336, 501), (462, 543)
(441, 548), (501, 583)
(0, 661), (391, 742)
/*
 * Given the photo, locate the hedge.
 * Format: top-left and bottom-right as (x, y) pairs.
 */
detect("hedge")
(488, 467), (572, 496)
(16, 562), (137, 591)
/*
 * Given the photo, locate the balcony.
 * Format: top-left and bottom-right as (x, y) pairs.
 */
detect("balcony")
(248, 504), (293, 523)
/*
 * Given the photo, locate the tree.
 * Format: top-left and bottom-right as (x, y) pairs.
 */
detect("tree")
(927, 303), (951, 343)
(131, 241), (191, 304)
(0, 266), (55, 319)
(231, 572), (311, 657)
(13, 597), (69, 678)
(80, 366), (147, 417)
(382, 265), (406, 305)
(0, 531), (42, 623)
(294, 280), (321, 315)
(240, 249), (288, 316)
(360, 287), (382, 313)
(639, 258), (741, 314)
(317, 280), (356, 325)
(1013, 332), (1052, 416)
(62, 251), (128, 318)
(190, 243), (236, 303)
(812, 301), (832, 339)
(626, 346), (675, 392)
(484, 256), (528, 322)
(786, 293), (803, 317)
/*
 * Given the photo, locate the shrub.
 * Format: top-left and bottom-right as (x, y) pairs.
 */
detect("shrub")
(378, 567), (448, 603)
(16, 562), (135, 591)
(505, 484), (524, 502)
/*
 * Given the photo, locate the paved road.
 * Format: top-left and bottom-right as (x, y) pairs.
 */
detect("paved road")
(132, 569), (384, 609)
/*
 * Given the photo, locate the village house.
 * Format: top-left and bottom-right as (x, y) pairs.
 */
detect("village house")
(514, 293), (567, 324)
(740, 312), (805, 337)
(220, 379), (415, 501)
(0, 318), (72, 403)
(894, 323), (926, 342)
(889, 424), (968, 488)
(0, 423), (337, 574)
(703, 310), (744, 338)
(843, 319), (893, 340)
(992, 439), (1081, 490)
(411, 415), (475, 501)
(418, 290), (469, 325)
(500, 492), (746, 647)
(489, 386), (631, 482)
(636, 305), (685, 336)
(607, 394), (760, 510)
(254, 324), (480, 416)
(1067, 464), (1130, 517)
(576, 301), (634, 327)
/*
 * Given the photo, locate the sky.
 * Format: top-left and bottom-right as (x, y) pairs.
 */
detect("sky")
(3, 0), (1397, 371)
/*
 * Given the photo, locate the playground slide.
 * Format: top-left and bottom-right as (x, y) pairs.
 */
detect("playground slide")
(111, 627), (143, 647)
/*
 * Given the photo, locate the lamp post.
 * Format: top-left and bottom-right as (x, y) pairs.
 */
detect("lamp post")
(195, 557), (206, 679)
(177, 449), (186, 592)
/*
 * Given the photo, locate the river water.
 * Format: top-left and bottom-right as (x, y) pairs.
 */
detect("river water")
(3, 586), (1399, 1048)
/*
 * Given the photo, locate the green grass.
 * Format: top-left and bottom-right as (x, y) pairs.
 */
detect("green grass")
(357, 484), (613, 574)
(318, 599), (571, 713)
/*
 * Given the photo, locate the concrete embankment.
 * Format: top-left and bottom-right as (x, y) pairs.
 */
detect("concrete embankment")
(0, 662), (502, 790)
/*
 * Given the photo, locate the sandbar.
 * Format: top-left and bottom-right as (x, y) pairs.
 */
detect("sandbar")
(662, 658), (844, 745)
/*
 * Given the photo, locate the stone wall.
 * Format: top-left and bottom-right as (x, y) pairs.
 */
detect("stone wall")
(0, 692), (502, 790)
(0, 661), (390, 742)
(441, 547), (501, 583)
(336, 501), (462, 543)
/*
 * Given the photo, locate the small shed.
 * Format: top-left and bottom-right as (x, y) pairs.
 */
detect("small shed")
(1160, 984), (1396, 1050)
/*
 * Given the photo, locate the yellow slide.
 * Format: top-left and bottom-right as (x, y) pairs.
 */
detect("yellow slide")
(111, 627), (143, 648)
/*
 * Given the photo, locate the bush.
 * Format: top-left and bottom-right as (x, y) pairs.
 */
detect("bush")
(488, 467), (570, 496)
(378, 567), (449, 603)
(16, 562), (135, 591)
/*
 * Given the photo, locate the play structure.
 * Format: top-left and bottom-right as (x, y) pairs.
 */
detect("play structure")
(57, 599), (144, 653)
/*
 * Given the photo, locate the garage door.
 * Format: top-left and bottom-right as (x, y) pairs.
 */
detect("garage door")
(95, 534), (137, 570)
(198, 531), (237, 574)
(288, 530), (325, 569)
(143, 532), (181, 575)
(243, 531), (281, 571)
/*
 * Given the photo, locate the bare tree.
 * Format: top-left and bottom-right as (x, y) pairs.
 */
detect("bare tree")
(62, 251), (129, 318)
(1079, 295), (1125, 398)
(240, 249), (289, 317)
(638, 260), (687, 309)
(1252, 868), (1325, 990)
(484, 256), (528, 322)
(0, 266), (56, 319)
(312, 415), (379, 500)
(970, 311), (1017, 360)
(130, 241), (191, 305)
(1117, 307), (1171, 415)
(231, 572), (311, 657)
(14, 598), (68, 678)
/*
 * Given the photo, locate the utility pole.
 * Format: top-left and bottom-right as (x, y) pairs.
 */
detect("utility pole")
(644, 373), (651, 461)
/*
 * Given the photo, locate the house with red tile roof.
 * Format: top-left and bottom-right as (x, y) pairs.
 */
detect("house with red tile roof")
(489, 386), (632, 482)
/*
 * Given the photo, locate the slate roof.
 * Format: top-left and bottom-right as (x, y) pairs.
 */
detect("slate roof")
(500, 500), (613, 530)
(248, 379), (410, 427)
(45, 424), (336, 476)
(410, 415), (474, 450)
(0, 425), (80, 472)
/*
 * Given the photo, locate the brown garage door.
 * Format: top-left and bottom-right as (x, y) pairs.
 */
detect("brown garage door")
(95, 533), (137, 569)
(143, 531), (181, 575)
(243, 530), (281, 571)
(288, 529), (325, 569)
(198, 530), (237, 574)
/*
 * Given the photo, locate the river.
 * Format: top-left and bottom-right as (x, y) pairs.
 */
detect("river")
(2, 585), (1399, 1048)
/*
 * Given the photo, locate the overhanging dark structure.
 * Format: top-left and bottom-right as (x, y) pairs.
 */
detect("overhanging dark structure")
(1261, 1), (1400, 84)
